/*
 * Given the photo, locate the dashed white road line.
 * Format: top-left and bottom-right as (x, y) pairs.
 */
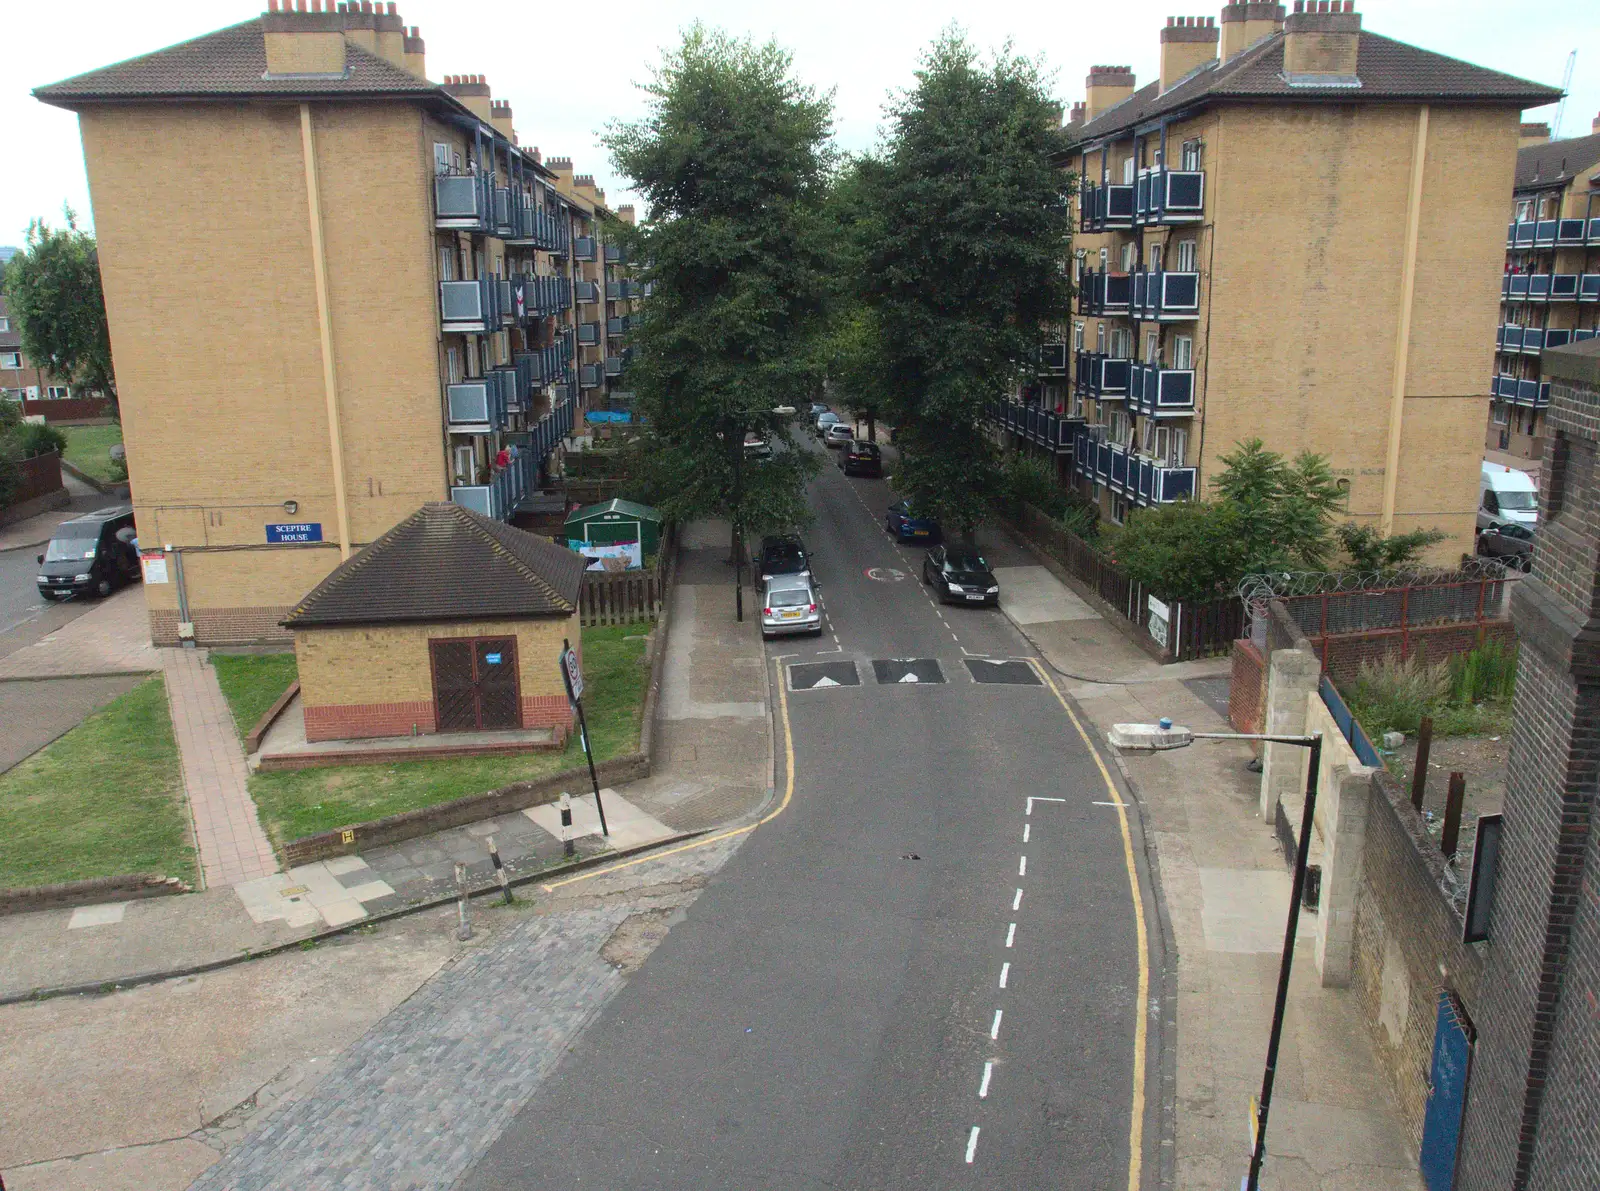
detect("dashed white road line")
(1026, 796), (1066, 815)
(999, 962), (1011, 989)
(978, 1062), (993, 1099)
(1012, 888), (1023, 911)
(965, 1126), (981, 1163)
(1023, 823), (1031, 843)
(1005, 923), (1016, 948)
(1018, 855), (1027, 877)
(990, 1009), (1003, 1039)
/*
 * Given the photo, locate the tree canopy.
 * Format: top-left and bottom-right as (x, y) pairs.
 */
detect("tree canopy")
(2, 210), (116, 408)
(857, 32), (1075, 535)
(604, 25), (832, 537)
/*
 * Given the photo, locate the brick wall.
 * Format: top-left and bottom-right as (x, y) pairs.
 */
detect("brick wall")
(1228, 639), (1265, 733)
(149, 605), (294, 647)
(1351, 768), (1486, 1147)
(1318, 620), (1517, 685)
(13, 451), (64, 505)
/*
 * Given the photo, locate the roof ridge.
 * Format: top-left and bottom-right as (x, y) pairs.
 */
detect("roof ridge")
(453, 505), (573, 611)
(34, 19), (259, 95)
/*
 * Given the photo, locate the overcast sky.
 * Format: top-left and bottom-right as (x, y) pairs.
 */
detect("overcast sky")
(4, 0), (1596, 247)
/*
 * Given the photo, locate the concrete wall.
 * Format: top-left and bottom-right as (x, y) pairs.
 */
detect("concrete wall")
(77, 100), (447, 646)
(294, 613), (576, 740)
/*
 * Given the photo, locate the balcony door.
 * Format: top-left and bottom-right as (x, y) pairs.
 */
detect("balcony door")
(429, 637), (522, 733)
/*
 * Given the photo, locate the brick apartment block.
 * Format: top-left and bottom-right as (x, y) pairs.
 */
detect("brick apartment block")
(34, 2), (639, 647)
(1005, 1), (1559, 563)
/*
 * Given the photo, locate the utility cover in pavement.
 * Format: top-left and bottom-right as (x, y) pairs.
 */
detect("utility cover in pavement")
(964, 658), (1041, 685)
(788, 661), (860, 690)
(872, 659), (944, 685)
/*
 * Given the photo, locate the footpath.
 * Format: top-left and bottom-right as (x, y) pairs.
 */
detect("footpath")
(979, 521), (1425, 1191)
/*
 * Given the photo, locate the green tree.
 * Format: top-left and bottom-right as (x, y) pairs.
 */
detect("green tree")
(604, 26), (832, 565)
(1105, 500), (1248, 603)
(1335, 522), (1446, 574)
(2, 210), (116, 409)
(861, 32), (1075, 537)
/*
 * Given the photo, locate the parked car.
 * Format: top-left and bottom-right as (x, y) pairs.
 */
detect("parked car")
(743, 433), (773, 462)
(823, 423), (854, 449)
(761, 577), (822, 639)
(839, 440), (882, 477)
(808, 402), (830, 418)
(815, 411), (841, 436)
(923, 544), (999, 606)
(1478, 461), (1538, 533)
(36, 505), (141, 600)
(885, 500), (941, 543)
(759, 533), (811, 583)
(1476, 522), (1533, 571)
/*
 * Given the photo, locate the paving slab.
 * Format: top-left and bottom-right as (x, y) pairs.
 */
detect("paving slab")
(990, 564), (1099, 623)
(0, 586), (157, 680)
(523, 789), (674, 852)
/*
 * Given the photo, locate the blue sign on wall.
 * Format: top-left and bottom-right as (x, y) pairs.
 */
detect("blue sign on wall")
(266, 523), (323, 544)
(484, 653), (503, 665)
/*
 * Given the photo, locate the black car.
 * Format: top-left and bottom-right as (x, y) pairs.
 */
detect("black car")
(922, 543), (999, 606)
(37, 505), (141, 599)
(1477, 522), (1533, 571)
(759, 533), (811, 583)
(838, 440), (882, 477)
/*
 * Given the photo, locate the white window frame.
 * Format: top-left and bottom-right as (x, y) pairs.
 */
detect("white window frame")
(1096, 323), (1106, 353)
(0, 351), (21, 371)
(1073, 322), (1084, 352)
(1111, 328), (1132, 358)
(446, 347), (462, 385)
(1148, 243), (1163, 270)
(1120, 242), (1135, 271)
(1145, 332), (1160, 364)
(45, 385), (70, 400)
(0, 317), (9, 332)
(438, 245), (455, 281)
(1177, 239), (1197, 272)
(1180, 138), (1203, 171)
(1122, 157), (1134, 185)
(1174, 335), (1193, 370)
(1098, 247), (1109, 268)
(1169, 427), (1188, 467)
(452, 444), (476, 484)
(433, 142), (450, 175)
(1491, 402), (1510, 426)
(1514, 198), (1532, 221)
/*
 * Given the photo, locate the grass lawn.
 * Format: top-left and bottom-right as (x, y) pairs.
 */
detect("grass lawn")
(0, 676), (196, 890)
(61, 423), (124, 483)
(212, 651), (299, 742)
(246, 623), (653, 847)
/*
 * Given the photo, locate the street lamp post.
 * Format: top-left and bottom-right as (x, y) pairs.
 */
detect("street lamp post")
(724, 405), (796, 625)
(1107, 719), (1323, 1191)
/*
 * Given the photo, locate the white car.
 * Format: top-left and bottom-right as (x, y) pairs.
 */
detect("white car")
(761, 577), (822, 639)
(823, 423), (854, 448)
(815, 411), (841, 436)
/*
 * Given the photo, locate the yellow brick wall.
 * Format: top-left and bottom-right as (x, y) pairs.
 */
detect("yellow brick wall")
(295, 613), (576, 708)
(77, 100), (448, 628)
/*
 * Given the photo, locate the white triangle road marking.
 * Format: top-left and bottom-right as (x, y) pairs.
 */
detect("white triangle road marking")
(898, 673), (920, 683)
(811, 676), (840, 687)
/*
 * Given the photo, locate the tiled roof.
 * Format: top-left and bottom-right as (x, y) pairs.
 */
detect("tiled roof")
(1071, 30), (1561, 145)
(283, 503), (585, 628)
(33, 20), (437, 104)
(1515, 133), (1600, 190)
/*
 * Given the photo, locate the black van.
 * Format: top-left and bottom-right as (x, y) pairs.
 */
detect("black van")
(36, 505), (141, 599)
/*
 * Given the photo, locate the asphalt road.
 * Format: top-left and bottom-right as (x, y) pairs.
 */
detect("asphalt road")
(462, 436), (1163, 1190)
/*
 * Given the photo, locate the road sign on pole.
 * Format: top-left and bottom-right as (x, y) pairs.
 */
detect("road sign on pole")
(560, 642), (584, 702)
(559, 638), (608, 837)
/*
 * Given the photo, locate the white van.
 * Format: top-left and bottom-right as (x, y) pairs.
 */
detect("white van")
(1478, 462), (1539, 534)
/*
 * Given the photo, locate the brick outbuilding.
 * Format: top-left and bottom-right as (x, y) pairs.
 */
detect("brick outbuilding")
(283, 502), (584, 742)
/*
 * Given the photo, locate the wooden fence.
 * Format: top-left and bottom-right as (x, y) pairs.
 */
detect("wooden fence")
(1013, 502), (1242, 662)
(12, 451), (65, 505)
(577, 524), (676, 627)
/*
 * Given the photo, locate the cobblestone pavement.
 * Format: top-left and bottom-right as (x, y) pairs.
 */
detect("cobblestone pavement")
(184, 838), (741, 1191)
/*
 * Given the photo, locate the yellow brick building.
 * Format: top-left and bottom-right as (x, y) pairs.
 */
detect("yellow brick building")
(1486, 118), (1600, 464)
(1006, 0), (1559, 563)
(34, 2), (637, 645)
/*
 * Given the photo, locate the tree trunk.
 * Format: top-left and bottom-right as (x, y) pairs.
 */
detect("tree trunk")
(867, 411), (877, 443)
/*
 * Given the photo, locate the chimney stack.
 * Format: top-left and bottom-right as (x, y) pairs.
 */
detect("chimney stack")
(1068, 100), (1086, 129)
(1283, 0), (1361, 79)
(1159, 16), (1219, 92)
(1519, 122), (1551, 149)
(1219, 2), (1285, 62)
(1084, 65), (1136, 122)
(442, 73), (493, 123)
(617, 204), (637, 226)
(402, 25), (425, 79)
(489, 100), (515, 144)
(262, 5), (347, 76)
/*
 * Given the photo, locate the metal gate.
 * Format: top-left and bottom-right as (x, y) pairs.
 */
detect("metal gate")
(428, 637), (521, 732)
(1420, 990), (1475, 1191)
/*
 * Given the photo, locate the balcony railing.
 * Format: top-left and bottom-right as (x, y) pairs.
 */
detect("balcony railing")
(1070, 430), (1197, 505)
(449, 395), (576, 522)
(575, 281), (600, 304)
(579, 363), (603, 390)
(503, 197), (568, 253)
(1080, 182), (1134, 232)
(574, 236), (597, 262)
(1134, 168), (1204, 225)
(1491, 374), (1550, 408)
(1074, 350), (1130, 400)
(607, 315), (635, 338)
(1130, 270), (1200, 320)
(605, 243), (627, 264)
(446, 379), (504, 433)
(1077, 269), (1131, 317)
(606, 280), (639, 302)
(496, 278), (515, 327)
(439, 278), (499, 333)
(1129, 364), (1195, 417)
(1038, 342), (1068, 375)
(1506, 218), (1594, 249)
(604, 349), (631, 378)
(578, 322), (601, 346)
(435, 171), (490, 233)
(1497, 326), (1587, 355)
(988, 398), (1081, 455)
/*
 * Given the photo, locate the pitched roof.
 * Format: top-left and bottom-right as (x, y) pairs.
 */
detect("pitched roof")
(1071, 29), (1561, 146)
(33, 19), (438, 105)
(566, 498), (661, 523)
(1515, 133), (1600, 190)
(283, 502), (585, 628)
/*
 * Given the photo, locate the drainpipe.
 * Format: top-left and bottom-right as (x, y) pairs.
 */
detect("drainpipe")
(299, 103), (353, 561)
(1380, 105), (1429, 536)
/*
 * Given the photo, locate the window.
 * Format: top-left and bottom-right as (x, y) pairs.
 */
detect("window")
(1180, 138), (1203, 171)
(474, 250), (486, 281)
(1098, 247), (1109, 268)
(0, 316), (9, 331)
(1121, 242), (1135, 271)
(1173, 336), (1193, 369)
(1145, 332), (1160, 364)
(446, 347), (462, 385)
(1073, 322), (1084, 352)
(0, 352), (20, 371)
(1110, 496), (1129, 525)
(453, 444), (476, 484)
(1515, 198), (1532, 221)
(433, 142), (450, 174)
(1491, 403), (1509, 426)
(1122, 157), (1134, 185)
(1177, 239), (1197, 272)
(1096, 323), (1106, 352)
(1168, 428), (1188, 467)
(1111, 328), (1132, 358)
(44, 386), (70, 400)
(1148, 243), (1163, 270)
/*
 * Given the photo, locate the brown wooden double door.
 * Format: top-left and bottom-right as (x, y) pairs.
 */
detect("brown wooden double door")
(429, 636), (522, 732)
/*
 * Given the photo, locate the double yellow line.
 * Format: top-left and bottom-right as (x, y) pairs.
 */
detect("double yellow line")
(544, 654), (1149, 1191)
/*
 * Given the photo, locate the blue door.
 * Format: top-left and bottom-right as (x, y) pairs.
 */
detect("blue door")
(1420, 991), (1474, 1190)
